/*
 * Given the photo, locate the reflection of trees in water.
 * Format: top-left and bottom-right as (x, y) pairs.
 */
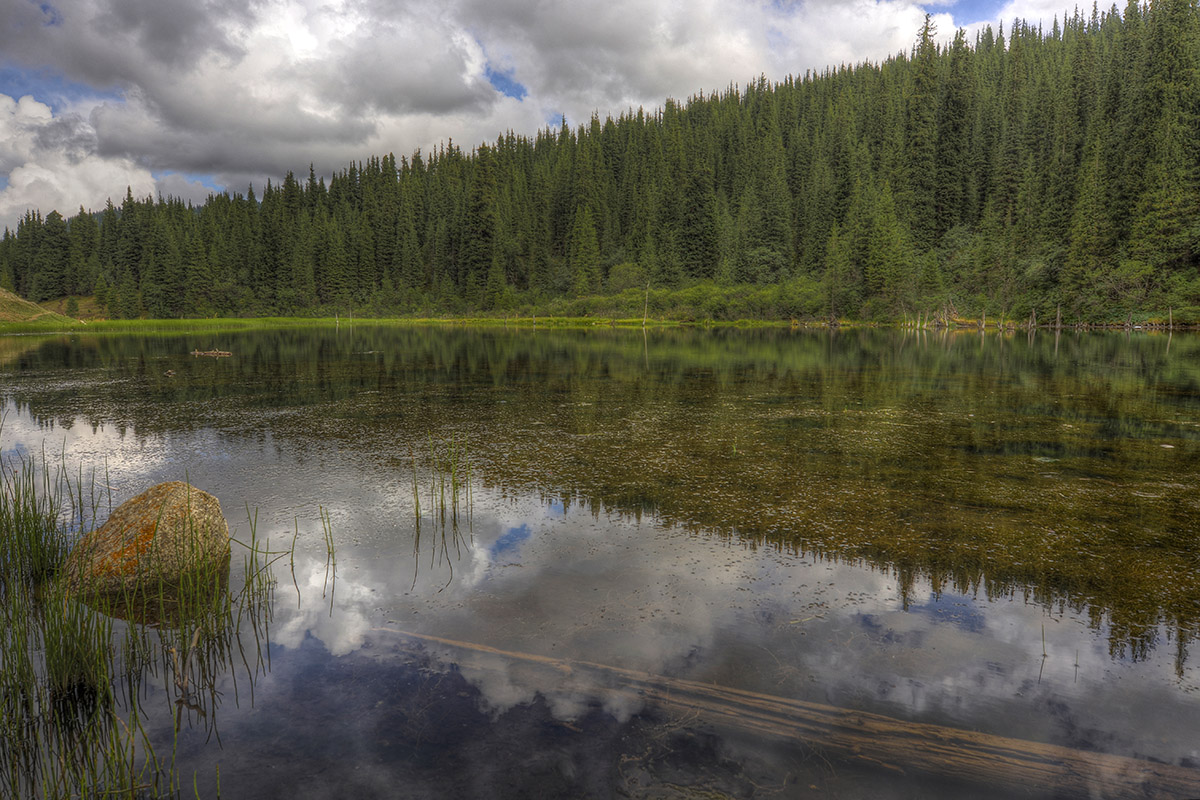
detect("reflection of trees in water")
(4, 326), (1200, 662)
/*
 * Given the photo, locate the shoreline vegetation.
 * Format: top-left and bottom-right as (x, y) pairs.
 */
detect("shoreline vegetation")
(3, 288), (1196, 336)
(3, 313), (1196, 337)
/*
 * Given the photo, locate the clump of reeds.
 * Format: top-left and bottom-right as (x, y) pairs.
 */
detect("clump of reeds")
(408, 434), (474, 588)
(413, 433), (472, 525)
(0, 444), (148, 799)
(0, 445), (70, 587)
(0, 436), (298, 798)
(318, 505), (337, 609)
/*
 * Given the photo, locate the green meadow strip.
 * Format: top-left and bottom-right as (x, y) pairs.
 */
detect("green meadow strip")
(0, 314), (792, 336)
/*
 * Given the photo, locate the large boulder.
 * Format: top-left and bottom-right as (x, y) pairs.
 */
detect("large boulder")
(63, 482), (231, 607)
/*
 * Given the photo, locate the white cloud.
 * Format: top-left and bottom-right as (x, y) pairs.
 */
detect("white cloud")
(991, 0), (1077, 28)
(0, 93), (155, 229)
(460, 0), (944, 122)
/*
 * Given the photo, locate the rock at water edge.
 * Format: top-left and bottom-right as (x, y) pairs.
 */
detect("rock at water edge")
(63, 481), (231, 599)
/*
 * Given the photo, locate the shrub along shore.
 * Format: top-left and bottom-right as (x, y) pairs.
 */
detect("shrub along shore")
(3, 285), (1196, 336)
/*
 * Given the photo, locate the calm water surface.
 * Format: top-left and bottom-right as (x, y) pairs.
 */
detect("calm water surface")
(2, 326), (1199, 798)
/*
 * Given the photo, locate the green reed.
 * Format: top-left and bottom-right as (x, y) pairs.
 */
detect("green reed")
(0, 438), (306, 798)
(0, 450), (69, 588)
(316, 506), (337, 613)
(417, 433), (472, 525)
(0, 443), (149, 798)
(407, 435), (474, 590)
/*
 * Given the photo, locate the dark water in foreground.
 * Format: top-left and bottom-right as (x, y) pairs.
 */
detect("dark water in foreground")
(2, 325), (1199, 798)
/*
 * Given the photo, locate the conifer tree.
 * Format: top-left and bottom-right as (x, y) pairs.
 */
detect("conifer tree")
(460, 145), (499, 305)
(824, 223), (861, 319)
(569, 207), (601, 296)
(936, 29), (973, 234)
(67, 205), (98, 295)
(32, 211), (68, 301)
(183, 231), (214, 316)
(865, 182), (914, 316)
(906, 15), (940, 250)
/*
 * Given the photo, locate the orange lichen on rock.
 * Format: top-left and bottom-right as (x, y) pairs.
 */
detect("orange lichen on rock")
(94, 525), (159, 577)
(63, 482), (231, 598)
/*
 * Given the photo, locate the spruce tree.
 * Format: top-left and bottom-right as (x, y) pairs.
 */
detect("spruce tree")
(906, 15), (940, 250)
(569, 207), (601, 296)
(32, 211), (68, 301)
(460, 145), (498, 306)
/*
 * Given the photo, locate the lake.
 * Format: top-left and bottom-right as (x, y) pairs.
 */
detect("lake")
(2, 325), (1199, 799)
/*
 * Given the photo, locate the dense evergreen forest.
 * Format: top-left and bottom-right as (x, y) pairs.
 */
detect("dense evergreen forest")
(2, 2), (1199, 322)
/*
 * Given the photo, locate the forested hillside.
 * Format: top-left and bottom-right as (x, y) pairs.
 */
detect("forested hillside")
(2, 2), (1199, 322)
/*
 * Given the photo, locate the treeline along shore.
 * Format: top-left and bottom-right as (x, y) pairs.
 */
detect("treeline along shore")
(3, 3), (1200, 324)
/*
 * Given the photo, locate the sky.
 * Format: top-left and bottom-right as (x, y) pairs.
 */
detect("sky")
(0, 0), (1075, 232)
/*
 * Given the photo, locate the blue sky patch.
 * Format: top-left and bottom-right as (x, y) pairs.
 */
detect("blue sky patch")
(153, 170), (225, 194)
(543, 113), (572, 134)
(38, 2), (63, 26)
(0, 63), (121, 113)
(489, 523), (532, 558)
(925, 0), (1008, 26)
(485, 64), (528, 100)
(908, 593), (988, 632)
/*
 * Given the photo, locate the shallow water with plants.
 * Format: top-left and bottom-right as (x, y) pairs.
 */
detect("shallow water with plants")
(2, 325), (1199, 798)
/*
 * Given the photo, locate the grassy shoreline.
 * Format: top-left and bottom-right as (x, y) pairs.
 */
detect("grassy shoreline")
(4, 314), (1197, 337)
(0, 315), (791, 336)
(8, 281), (1197, 335)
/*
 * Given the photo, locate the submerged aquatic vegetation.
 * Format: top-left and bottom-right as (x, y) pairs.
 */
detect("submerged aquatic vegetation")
(18, 323), (1194, 661)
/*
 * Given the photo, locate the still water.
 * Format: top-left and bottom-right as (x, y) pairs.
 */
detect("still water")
(2, 325), (1199, 798)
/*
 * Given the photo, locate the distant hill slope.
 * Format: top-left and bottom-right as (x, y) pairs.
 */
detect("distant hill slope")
(0, 287), (75, 324)
(37, 295), (105, 321)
